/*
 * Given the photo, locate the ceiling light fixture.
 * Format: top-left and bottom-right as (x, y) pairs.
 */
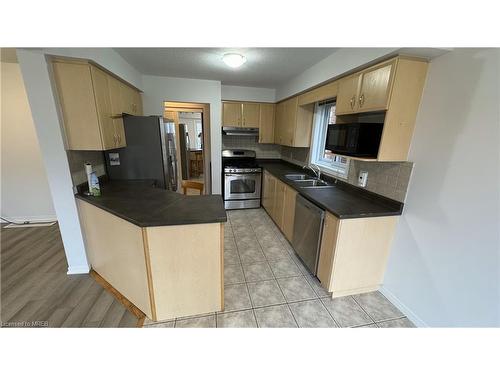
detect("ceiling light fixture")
(222, 53), (247, 68)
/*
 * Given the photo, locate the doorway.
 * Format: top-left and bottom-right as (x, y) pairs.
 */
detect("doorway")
(164, 101), (211, 195)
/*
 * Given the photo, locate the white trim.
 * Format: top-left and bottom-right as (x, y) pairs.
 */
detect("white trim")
(67, 265), (90, 275)
(379, 286), (428, 328)
(0, 215), (57, 224)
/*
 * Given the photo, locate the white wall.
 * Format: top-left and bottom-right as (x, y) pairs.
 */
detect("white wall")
(382, 48), (500, 327)
(141, 75), (222, 193)
(1, 61), (56, 222)
(16, 49), (90, 274)
(276, 48), (399, 100)
(221, 85), (276, 102)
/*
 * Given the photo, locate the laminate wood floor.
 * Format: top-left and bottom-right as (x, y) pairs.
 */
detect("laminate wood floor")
(1, 224), (138, 328)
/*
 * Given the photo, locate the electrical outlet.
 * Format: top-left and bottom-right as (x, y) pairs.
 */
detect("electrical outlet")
(358, 171), (368, 187)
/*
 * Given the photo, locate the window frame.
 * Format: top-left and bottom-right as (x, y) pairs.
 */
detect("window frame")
(309, 101), (350, 179)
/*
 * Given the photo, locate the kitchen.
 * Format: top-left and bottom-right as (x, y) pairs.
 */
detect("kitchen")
(2, 3), (498, 374)
(10, 51), (424, 328)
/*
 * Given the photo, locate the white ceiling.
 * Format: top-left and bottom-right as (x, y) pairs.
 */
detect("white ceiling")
(114, 48), (337, 88)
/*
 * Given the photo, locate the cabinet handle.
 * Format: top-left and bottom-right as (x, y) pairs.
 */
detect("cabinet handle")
(117, 134), (121, 144)
(350, 95), (356, 109)
(359, 94), (365, 107)
(113, 134), (117, 146)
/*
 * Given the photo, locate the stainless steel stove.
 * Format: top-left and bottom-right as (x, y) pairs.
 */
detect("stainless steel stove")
(222, 149), (262, 209)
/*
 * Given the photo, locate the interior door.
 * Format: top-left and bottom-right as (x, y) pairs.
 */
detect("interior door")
(242, 103), (260, 128)
(222, 102), (242, 127)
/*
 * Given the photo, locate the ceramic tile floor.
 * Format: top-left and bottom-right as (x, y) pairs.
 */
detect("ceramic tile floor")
(144, 208), (415, 328)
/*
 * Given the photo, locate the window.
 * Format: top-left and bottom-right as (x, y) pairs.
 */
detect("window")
(310, 101), (350, 178)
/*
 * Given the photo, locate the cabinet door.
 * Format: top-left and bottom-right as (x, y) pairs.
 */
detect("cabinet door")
(241, 103), (260, 128)
(107, 76), (126, 148)
(317, 212), (340, 291)
(282, 97), (297, 146)
(282, 185), (297, 242)
(274, 102), (286, 144)
(274, 180), (286, 229)
(258, 103), (275, 143)
(222, 102), (242, 127)
(120, 82), (136, 115)
(262, 171), (276, 215)
(132, 90), (143, 115)
(336, 74), (361, 115)
(90, 66), (116, 150)
(52, 61), (102, 150)
(357, 61), (394, 112)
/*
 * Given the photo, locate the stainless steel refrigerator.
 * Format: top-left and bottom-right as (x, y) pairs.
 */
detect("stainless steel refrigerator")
(104, 115), (178, 191)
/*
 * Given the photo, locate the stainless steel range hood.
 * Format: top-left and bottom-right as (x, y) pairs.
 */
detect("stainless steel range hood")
(222, 126), (259, 136)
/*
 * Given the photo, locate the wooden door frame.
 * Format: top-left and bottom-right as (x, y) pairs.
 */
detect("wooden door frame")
(164, 101), (211, 194)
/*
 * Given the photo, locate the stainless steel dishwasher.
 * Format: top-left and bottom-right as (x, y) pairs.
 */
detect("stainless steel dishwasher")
(292, 194), (325, 275)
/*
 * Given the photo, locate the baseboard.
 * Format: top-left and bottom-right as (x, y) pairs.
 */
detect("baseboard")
(67, 265), (90, 275)
(0, 215), (57, 224)
(379, 286), (428, 327)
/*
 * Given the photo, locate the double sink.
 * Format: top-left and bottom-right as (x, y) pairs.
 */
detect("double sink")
(285, 174), (334, 189)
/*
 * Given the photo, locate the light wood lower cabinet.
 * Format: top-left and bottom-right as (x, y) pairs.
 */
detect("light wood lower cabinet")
(262, 170), (297, 242)
(77, 200), (223, 321)
(317, 212), (398, 298)
(282, 185), (297, 241)
(273, 180), (286, 229)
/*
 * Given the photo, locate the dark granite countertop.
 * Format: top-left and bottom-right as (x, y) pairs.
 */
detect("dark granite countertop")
(75, 179), (227, 227)
(257, 159), (403, 219)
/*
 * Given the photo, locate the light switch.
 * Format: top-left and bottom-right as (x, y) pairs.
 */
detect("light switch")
(358, 171), (368, 187)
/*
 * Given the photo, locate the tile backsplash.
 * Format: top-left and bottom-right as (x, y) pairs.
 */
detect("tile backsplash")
(222, 135), (281, 158)
(280, 146), (310, 166)
(276, 145), (412, 202)
(347, 160), (413, 202)
(67, 150), (106, 186)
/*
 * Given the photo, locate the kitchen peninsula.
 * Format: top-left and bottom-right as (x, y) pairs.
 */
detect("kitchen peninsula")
(76, 180), (226, 322)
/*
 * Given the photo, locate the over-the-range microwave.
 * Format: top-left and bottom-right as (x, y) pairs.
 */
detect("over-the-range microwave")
(325, 122), (384, 158)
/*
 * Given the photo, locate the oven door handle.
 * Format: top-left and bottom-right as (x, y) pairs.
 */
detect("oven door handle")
(225, 173), (261, 177)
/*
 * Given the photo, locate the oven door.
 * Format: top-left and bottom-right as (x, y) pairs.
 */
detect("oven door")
(224, 172), (262, 200)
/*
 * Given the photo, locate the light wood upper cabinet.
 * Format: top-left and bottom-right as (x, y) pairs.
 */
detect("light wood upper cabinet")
(120, 82), (143, 115)
(336, 59), (395, 115)
(90, 66), (116, 149)
(107, 76), (126, 148)
(258, 103), (275, 143)
(357, 61), (394, 112)
(274, 96), (314, 147)
(241, 103), (260, 128)
(222, 101), (261, 128)
(222, 102), (243, 127)
(52, 61), (103, 150)
(52, 59), (142, 150)
(336, 74), (361, 114)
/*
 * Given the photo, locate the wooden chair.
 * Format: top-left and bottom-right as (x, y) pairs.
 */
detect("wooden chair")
(181, 180), (204, 195)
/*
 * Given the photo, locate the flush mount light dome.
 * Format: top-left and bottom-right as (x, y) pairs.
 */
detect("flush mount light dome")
(222, 53), (247, 68)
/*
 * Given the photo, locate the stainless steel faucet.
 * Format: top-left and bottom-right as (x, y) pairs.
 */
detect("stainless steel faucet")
(303, 164), (321, 180)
